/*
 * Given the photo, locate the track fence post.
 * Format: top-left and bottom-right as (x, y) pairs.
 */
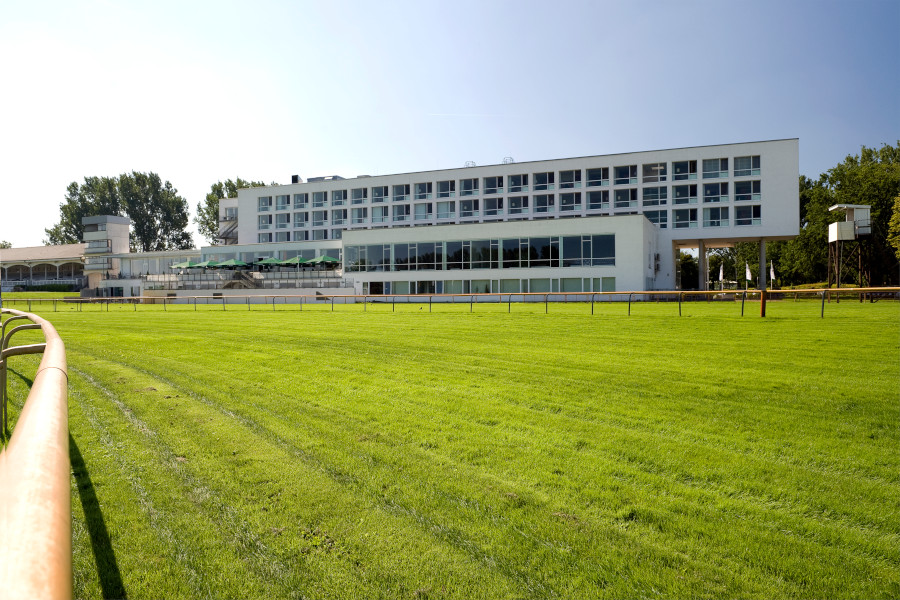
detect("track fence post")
(331, 296), (334, 312)
(364, 295), (367, 312)
(628, 293), (632, 316)
(392, 296), (395, 312)
(741, 291), (746, 316)
(470, 295), (473, 313)
(821, 291), (826, 318)
(591, 294), (594, 315)
(679, 293), (682, 316)
(429, 295), (432, 313)
(544, 294), (548, 314)
(508, 294), (511, 313)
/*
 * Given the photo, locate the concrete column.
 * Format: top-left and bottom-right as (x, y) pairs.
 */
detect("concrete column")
(698, 240), (707, 291)
(759, 239), (767, 290)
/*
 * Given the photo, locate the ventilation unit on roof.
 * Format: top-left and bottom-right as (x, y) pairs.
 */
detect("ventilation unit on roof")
(291, 175), (302, 184)
(464, 161), (476, 168)
(503, 157), (514, 164)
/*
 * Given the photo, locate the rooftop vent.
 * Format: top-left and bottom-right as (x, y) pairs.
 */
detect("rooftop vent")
(291, 175), (302, 184)
(503, 157), (514, 164)
(464, 161), (476, 168)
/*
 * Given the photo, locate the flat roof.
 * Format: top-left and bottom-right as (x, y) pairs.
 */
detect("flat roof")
(0, 244), (86, 263)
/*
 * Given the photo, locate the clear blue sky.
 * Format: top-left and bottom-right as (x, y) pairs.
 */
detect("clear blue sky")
(1, 0), (897, 247)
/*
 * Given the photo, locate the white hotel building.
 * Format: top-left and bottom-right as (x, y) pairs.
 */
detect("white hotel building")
(213, 139), (798, 296)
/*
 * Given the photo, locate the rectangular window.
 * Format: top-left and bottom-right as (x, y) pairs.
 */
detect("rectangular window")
(437, 180), (455, 198)
(703, 206), (729, 227)
(508, 196), (528, 214)
(294, 230), (309, 241)
(734, 155), (761, 177)
(445, 241), (469, 270)
(414, 203), (433, 220)
(276, 194), (290, 210)
(414, 182), (432, 200)
(673, 208), (698, 228)
(533, 172), (555, 191)
(258, 233), (272, 243)
(642, 163), (667, 183)
(642, 186), (668, 206)
(734, 180), (761, 202)
(331, 190), (347, 206)
(351, 188), (368, 204)
(275, 231), (290, 242)
(294, 211), (309, 227)
(331, 208), (347, 225)
(614, 165), (637, 185)
(644, 210), (668, 228)
(508, 174), (528, 192)
(484, 197), (503, 216)
(471, 239), (498, 269)
(703, 182), (729, 203)
(258, 214), (272, 229)
(586, 167), (609, 187)
(534, 194), (555, 213)
(673, 160), (697, 180)
(313, 191), (327, 207)
(393, 184), (410, 202)
(561, 235), (615, 267)
(559, 170), (582, 189)
(372, 186), (388, 203)
(483, 176), (503, 195)
(436, 201), (455, 219)
(293, 193), (308, 208)
(587, 190), (609, 210)
(392, 204), (410, 221)
(459, 178), (479, 196)
(258, 196), (272, 211)
(735, 204), (761, 226)
(372, 205), (389, 223)
(560, 192), (582, 211)
(614, 188), (637, 209)
(224, 207), (238, 220)
(312, 210), (327, 227)
(702, 158), (728, 179)
(460, 199), (479, 217)
(312, 229), (328, 240)
(673, 184), (698, 204)
(276, 213), (290, 228)
(502, 238), (521, 268)
(351, 207), (368, 224)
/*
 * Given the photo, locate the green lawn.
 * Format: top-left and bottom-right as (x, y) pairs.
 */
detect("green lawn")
(4, 301), (899, 599)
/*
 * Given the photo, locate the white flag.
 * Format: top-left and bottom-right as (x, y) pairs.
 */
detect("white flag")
(719, 263), (724, 281)
(745, 262), (752, 281)
(770, 260), (775, 282)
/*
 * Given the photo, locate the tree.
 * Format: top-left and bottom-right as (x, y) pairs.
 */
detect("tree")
(0, 241), (11, 249)
(44, 172), (193, 251)
(194, 178), (268, 245)
(888, 194), (900, 261)
(678, 251), (698, 289)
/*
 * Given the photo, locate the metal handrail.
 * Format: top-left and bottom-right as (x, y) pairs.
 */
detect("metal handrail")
(0, 308), (70, 600)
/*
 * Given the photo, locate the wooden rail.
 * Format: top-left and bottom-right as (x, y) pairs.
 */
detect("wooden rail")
(0, 308), (71, 600)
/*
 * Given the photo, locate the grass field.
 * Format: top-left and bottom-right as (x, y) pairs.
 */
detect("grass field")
(3, 301), (899, 599)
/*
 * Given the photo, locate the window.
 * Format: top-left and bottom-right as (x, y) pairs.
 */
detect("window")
(703, 182), (729, 203)
(445, 241), (469, 270)
(533, 172), (555, 191)
(331, 229), (343, 240)
(735, 180), (761, 202)
(502, 238), (523, 268)
(673, 208), (698, 228)
(372, 205), (389, 223)
(276, 213), (290, 228)
(294, 211), (309, 227)
(644, 210), (667, 228)
(483, 176), (503, 194)
(275, 231), (290, 242)
(414, 182), (432, 200)
(642, 186), (667, 207)
(351, 188), (368, 204)
(561, 235), (615, 267)
(276, 194), (290, 210)
(437, 180), (455, 198)
(587, 190), (609, 210)
(436, 201), (455, 219)
(331, 208), (347, 225)
(560, 192), (582, 211)
(258, 233), (272, 243)
(393, 184), (410, 202)
(312, 229), (328, 240)
(673, 160), (697, 180)
(372, 186), (388, 203)
(258, 214), (272, 229)
(293, 193), (308, 208)
(294, 230), (309, 241)
(734, 155), (760, 177)
(352, 207), (368, 224)
(642, 163), (667, 183)
(459, 178), (479, 197)
(702, 158), (728, 179)
(614, 188), (637, 209)
(508, 174), (528, 192)
(673, 184), (698, 204)
(508, 196), (528, 214)
(414, 203), (433, 220)
(258, 196), (272, 211)
(224, 207), (238, 220)
(313, 191), (328, 207)
(484, 198), (503, 216)
(331, 190), (347, 206)
(392, 204), (410, 221)
(534, 194), (555, 213)
(614, 165), (637, 185)
(312, 210), (328, 227)
(559, 170), (582, 189)
(587, 167), (609, 187)
(703, 206), (729, 227)
(735, 205), (761, 226)
(460, 199), (479, 217)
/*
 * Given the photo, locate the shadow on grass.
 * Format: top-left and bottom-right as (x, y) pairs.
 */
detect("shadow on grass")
(1, 368), (33, 441)
(70, 434), (128, 599)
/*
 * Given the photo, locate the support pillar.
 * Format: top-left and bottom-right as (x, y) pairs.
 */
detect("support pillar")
(698, 240), (707, 291)
(759, 239), (767, 291)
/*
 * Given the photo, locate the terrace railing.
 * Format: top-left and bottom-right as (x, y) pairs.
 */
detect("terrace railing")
(0, 308), (70, 600)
